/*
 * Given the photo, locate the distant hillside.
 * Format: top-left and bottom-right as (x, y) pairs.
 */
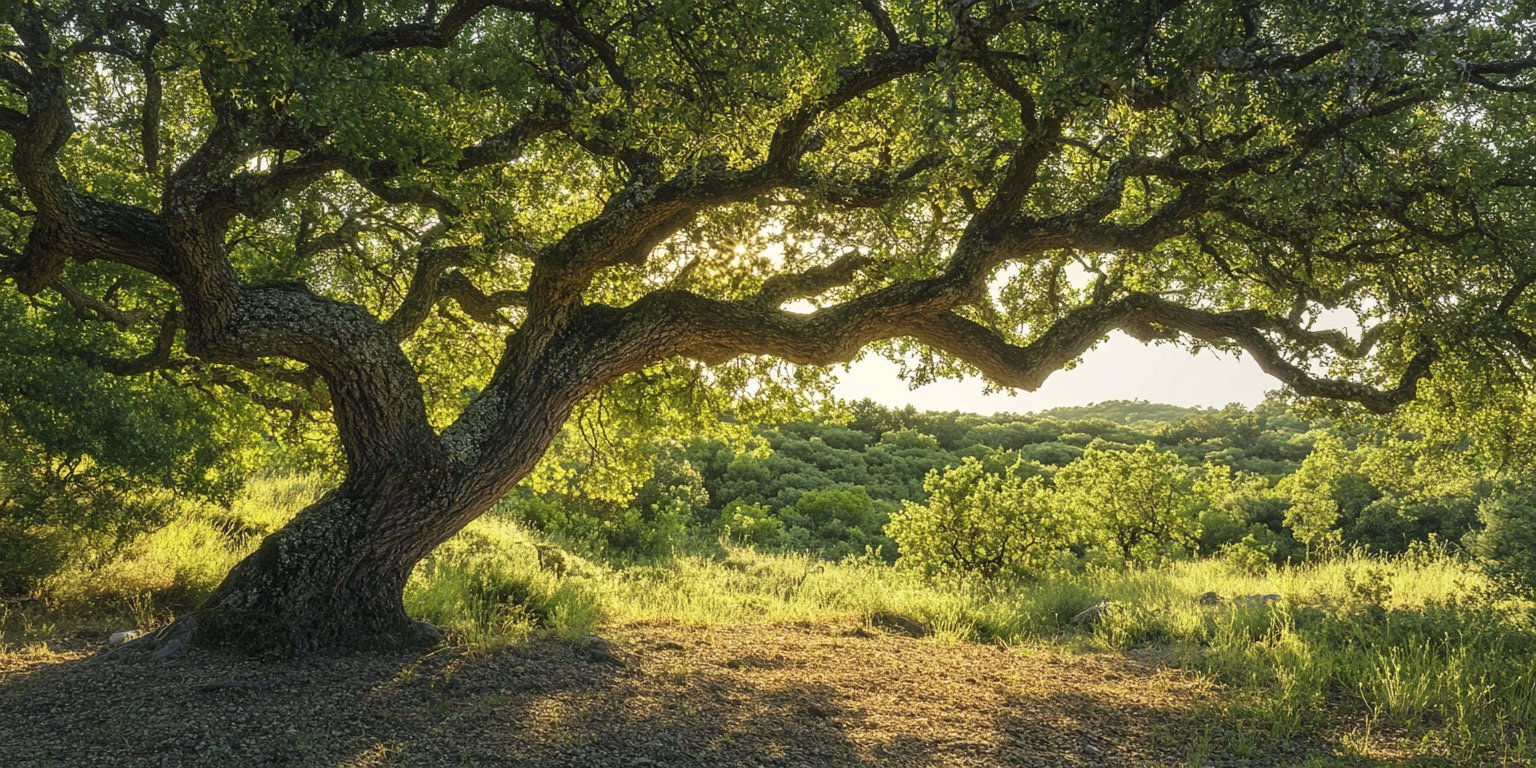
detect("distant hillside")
(1028, 400), (1216, 425)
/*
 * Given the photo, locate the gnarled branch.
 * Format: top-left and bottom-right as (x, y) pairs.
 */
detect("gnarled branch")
(908, 296), (1436, 414)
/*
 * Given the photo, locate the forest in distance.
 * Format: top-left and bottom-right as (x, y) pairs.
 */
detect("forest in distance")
(13, 388), (1522, 595)
(501, 396), (1508, 570)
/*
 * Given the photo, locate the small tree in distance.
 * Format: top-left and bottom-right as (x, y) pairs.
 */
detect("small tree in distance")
(1054, 443), (1208, 567)
(887, 457), (1069, 579)
(1279, 432), (1354, 557)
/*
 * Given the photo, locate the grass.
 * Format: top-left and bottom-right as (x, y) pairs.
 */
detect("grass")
(4, 474), (1535, 764)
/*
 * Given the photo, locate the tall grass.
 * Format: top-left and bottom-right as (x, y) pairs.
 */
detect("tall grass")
(23, 474), (319, 630)
(568, 545), (1534, 759)
(5, 476), (1534, 763)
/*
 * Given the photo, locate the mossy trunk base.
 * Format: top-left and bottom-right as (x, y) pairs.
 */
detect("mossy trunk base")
(188, 488), (455, 655)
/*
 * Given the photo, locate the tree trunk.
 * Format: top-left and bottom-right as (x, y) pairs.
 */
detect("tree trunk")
(179, 375), (580, 655)
(187, 465), (498, 653)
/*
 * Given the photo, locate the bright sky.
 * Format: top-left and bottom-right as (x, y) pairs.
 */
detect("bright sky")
(834, 331), (1278, 414)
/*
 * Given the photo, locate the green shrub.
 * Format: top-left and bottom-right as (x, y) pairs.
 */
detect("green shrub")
(779, 487), (892, 560)
(887, 457), (1069, 579)
(1054, 442), (1207, 567)
(1466, 483), (1536, 594)
(499, 489), (688, 560)
(1219, 533), (1278, 575)
(0, 292), (258, 592)
(716, 500), (783, 546)
(0, 523), (75, 597)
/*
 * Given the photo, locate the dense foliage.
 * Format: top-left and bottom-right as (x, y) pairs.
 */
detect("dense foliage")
(886, 456), (1066, 578)
(0, 291), (253, 593)
(486, 396), (1521, 588)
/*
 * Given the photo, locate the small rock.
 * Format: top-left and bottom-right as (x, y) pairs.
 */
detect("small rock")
(578, 635), (623, 665)
(1070, 600), (1116, 627)
(108, 629), (144, 647)
(1196, 591), (1223, 605)
(869, 611), (928, 637)
(152, 637), (188, 663)
(1235, 593), (1282, 606)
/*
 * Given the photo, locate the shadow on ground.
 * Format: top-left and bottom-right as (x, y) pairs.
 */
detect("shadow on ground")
(0, 623), (1398, 767)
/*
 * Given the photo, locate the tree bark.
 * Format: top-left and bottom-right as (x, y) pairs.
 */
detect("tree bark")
(193, 475), (458, 652)
(182, 354), (588, 654)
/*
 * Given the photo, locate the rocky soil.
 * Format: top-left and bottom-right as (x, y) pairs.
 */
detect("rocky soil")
(0, 621), (1372, 767)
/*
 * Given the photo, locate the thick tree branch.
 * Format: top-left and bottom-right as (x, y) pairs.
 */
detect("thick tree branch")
(1467, 56), (1536, 91)
(208, 103), (566, 224)
(767, 43), (942, 167)
(856, 0), (901, 48)
(224, 285), (441, 475)
(0, 106), (24, 134)
(790, 152), (947, 208)
(387, 246), (472, 340)
(385, 246), (527, 338)
(341, 1), (632, 88)
(438, 272), (526, 324)
(0, 55), (30, 92)
(457, 107), (569, 170)
(205, 367), (325, 416)
(605, 287), (1434, 415)
(907, 297), (1436, 414)
(755, 251), (873, 307)
(507, 40), (964, 366)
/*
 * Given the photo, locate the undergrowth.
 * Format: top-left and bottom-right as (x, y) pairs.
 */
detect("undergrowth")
(3, 474), (1533, 764)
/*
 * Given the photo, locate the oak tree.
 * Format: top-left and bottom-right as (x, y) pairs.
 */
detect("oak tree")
(3, 0), (1534, 652)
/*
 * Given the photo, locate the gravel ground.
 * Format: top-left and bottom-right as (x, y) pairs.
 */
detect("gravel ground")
(0, 621), (1360, 767)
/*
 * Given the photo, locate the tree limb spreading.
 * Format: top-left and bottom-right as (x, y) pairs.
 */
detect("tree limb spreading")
(2, 0), (1530, 479)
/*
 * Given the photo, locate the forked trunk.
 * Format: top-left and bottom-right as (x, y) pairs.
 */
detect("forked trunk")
(175, 456), (503, 653)
(176, 380), (578, 655)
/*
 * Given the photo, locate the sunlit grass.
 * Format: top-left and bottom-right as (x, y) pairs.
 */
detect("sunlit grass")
(405, 512), (602, 649)
(5, 476), (1534, 763)
(4, 475), (319, 638)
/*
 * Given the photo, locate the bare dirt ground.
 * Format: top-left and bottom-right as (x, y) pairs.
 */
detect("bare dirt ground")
(0, 621), (1377, 767)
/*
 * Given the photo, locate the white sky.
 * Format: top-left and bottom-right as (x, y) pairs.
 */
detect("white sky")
(834, 331), (1278, 414)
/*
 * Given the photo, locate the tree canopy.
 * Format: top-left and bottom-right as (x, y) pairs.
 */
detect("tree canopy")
(2, 0), (1535, 652)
